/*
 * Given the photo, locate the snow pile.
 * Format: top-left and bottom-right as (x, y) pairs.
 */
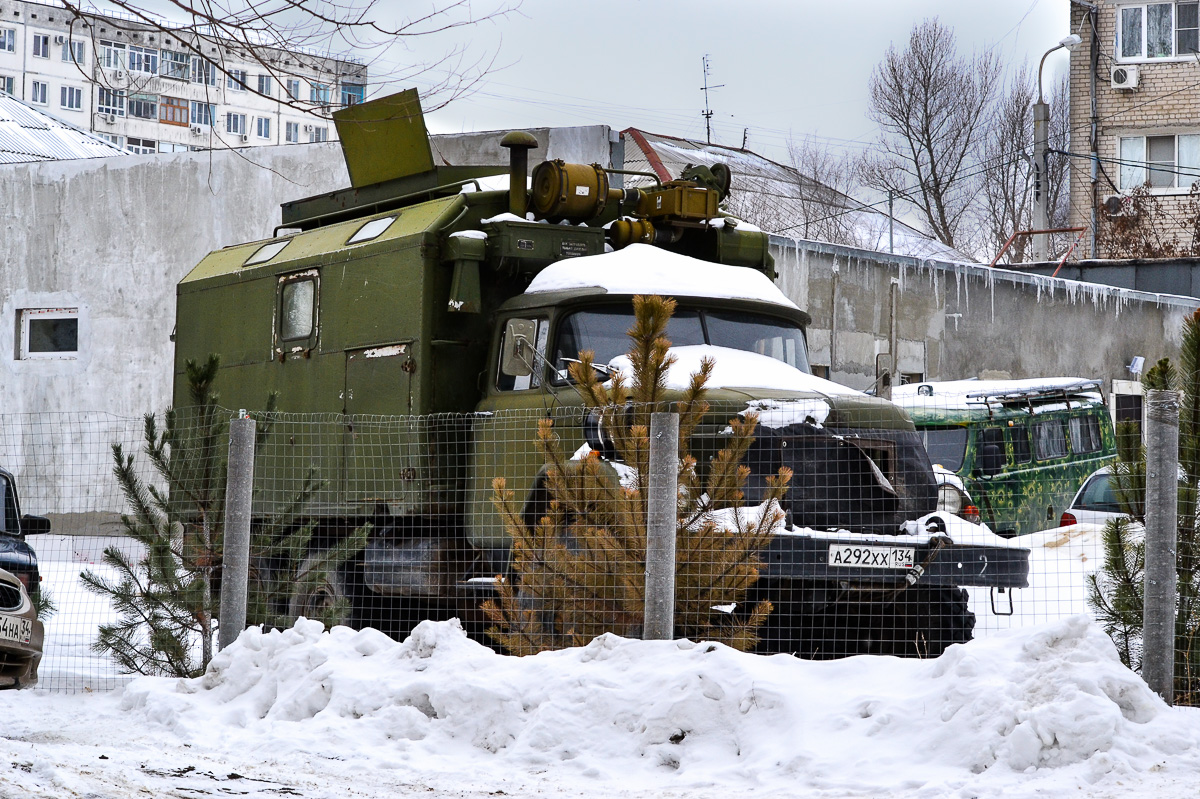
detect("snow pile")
(608, 344), (858, 398)
(525, 243), (798, 309)
(110, 615), (1200, 796)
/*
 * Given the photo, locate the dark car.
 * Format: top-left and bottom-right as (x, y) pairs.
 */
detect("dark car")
(0, 567), (43, 688)
(0, 467), (49, 600)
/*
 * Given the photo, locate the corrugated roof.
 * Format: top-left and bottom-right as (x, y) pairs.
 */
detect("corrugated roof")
(0, 93), (127, 164)
(621, 129), (972, 263)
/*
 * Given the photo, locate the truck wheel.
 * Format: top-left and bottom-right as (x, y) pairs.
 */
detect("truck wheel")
(288, 554), (355, 629)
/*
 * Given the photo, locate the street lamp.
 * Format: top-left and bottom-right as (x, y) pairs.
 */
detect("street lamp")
(1033, 33), (1083, 261)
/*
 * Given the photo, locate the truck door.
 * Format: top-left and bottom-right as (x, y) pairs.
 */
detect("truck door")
(344, 343), (414, 415)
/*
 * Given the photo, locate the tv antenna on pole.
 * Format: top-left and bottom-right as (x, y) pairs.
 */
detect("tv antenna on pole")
(700, 54), (724, 144)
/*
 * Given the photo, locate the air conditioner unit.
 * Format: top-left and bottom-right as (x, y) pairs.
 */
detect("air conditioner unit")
(102, 113), (115, 124)
(240, 133), (249, 143)
(113, 69), (125, 80)
(189, 124), (203, 135)
(1111, 64), (1140, 90)
(302, 124), (313, 132)
(53, 35), (65, 44)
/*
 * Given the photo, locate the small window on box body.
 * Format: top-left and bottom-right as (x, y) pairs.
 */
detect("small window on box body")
(245, 239), (291, 266)
(347, 216), (396, 245)
(19, 307), (79, 359)
(280, 278), (316, 341)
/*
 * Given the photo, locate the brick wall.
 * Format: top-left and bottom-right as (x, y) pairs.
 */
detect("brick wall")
(1069, 2), (1200, 255)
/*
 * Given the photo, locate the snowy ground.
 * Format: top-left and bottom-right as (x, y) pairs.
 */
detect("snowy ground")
(5, 524), (1200, 798)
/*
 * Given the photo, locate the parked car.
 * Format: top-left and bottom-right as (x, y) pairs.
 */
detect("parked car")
(0, 567), (43, 688)
(894, 378), (1117, 537)
(1059, 467), (1126, 527)
(0, 467), (48, 601)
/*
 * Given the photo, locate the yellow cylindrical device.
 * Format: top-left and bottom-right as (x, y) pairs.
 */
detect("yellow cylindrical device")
(530, 160), (610, 222)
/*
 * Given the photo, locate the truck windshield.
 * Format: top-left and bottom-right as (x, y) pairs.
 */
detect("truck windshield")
(919, 427), (968, 471)
(552, 306), (810, 382)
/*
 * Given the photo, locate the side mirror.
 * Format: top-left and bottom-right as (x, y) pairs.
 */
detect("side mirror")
(500, 318), (537, 378)
(979, 443), (1004, 477)
(20, 514), (51, 537)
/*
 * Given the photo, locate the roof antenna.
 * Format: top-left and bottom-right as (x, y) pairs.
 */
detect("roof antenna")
(700, 54), (724, 144)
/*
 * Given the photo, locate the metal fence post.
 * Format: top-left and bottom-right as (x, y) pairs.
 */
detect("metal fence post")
(644, 412), (679, 640)
(219, 413), (256, 651)
(1143, 389), (1180, 704)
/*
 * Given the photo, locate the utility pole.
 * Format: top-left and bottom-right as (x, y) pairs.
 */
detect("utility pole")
(1033, 100), (1050, 261)
(888, 190), (895, 254)
(700, 54), (724, 144)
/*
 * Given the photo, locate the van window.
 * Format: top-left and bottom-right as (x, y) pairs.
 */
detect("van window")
(1069, 415), (1103, 453)
(1033, 418), (1068, 460)
(919, 427), (967, 471)
(280, 279), (316, 340)
(1009, 425), (1032, 463)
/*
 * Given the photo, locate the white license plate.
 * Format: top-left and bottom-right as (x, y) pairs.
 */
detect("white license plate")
(827, 544), (916, 570)
(0, 614), (32, 644)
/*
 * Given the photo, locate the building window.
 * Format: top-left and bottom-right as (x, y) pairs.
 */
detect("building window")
(31, 33), (50, 59)
(191, 101), (215, 126)
(190, 56), (217, 86)
(18, 308), (78, 360)
(309, 82), (330, 105)
(285, 78), (301, 100)
(128, 93), (157, 119)
(257, 74), (272, 96)
(0, 28), (14, 52)
(99, 40), (127, 70)
(61, 39), (85, 65)
(1118, 2), (1200, 59)
(256, 116), (271, 139)
(96, 132), (123, 147)
(30, 80), (47, 105)
(159, 95), (188, 126)
(226, 112), (247, 135)
(159, 50), (189, 80)
(309, 125), (328, 143)
(158, 141), (188, 153)
(285, 121), (299, 142)
(60, 85), (82, 110)
(0, 75), (13, 96)
(340, 83), (364, 106)
(128, 44), (158, 75)
(227, 68), (248, 91)
(126, 137), (156, 154)
(1119, 133), (1200, 189)
(97, 87), (126, 116)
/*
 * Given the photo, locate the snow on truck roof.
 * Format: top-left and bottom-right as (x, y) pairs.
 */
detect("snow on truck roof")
(892, 378), (1104, 411)
(524, 244), (799, 309)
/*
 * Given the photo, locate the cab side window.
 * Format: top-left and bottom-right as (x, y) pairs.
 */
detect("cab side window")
(1033, 418), (1068, 460)
(496, 317), (548, 391)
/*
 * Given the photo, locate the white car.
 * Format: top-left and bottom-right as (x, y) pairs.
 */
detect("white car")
(1059, 467), (1127, 527)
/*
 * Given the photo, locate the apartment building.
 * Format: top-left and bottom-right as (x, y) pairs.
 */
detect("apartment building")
(0, 0), (367, 153)
(1069, 0), (1200, 256)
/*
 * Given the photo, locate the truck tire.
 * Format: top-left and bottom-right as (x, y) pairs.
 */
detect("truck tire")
(885, 586), (975, 658)
(288, 553), (355, 629)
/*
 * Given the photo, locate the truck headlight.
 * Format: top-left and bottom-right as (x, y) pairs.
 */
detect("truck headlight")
(937, 484), (964, 515)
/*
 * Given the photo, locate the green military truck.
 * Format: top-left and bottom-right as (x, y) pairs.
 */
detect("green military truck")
(173, 90), (1029, 658)
(893, 379), (1118, 537)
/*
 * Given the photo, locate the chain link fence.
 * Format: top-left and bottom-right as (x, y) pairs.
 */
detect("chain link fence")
(0, 390), (1178, 697)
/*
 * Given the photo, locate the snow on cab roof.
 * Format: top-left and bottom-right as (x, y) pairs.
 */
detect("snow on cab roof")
(892, 377), (1103, 411)
(524, 244), (799, 309)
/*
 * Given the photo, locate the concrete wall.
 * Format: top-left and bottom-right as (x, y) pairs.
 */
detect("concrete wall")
(0, 142), (348, 419)
(430, 125), (620, 172)
(772, 237), (1199, 392)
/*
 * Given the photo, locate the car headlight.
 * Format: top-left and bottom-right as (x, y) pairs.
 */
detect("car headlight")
(937, 484), (964, 515)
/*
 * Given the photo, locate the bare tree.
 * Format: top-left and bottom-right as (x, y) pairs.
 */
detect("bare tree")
(860, 18), (1001, 253)
(784, 137), (865, 247)
(975, 70), (1071, 264)
(56, 0), (518, 117)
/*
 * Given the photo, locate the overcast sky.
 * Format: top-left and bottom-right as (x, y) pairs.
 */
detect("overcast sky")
(378, 0), (1073, 164)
